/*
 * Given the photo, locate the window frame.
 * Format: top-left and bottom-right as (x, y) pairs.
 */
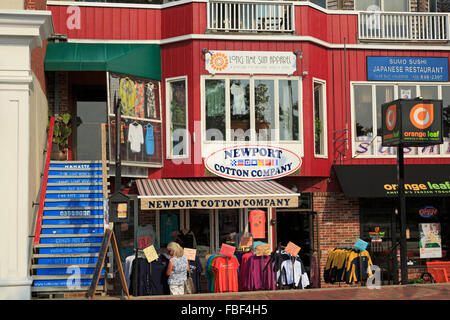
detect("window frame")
(354, 0), (411, 12)
(350, 81), (450, 158)
(313, 78), (328, 158)
(165, 75), (189, 159)
(201, 75), (303, 144)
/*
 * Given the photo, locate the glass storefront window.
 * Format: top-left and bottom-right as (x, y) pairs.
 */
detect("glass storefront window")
(159, 210), (180, 247)
(354, 85), (373, 141)
(279, 80), (299, 141)
(166, 77), (188, 158)
(230, 79), (250, 141)
(218, 209), (240, 249)
(254, 80), (275, 141)
(189, 209), (211, 248)
(205, 79), (226, 141)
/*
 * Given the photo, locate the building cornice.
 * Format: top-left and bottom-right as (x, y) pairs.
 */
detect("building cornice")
(0, 10), (54, 50)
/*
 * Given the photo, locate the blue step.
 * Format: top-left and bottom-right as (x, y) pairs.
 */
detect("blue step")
(36, 268), (105, 276)
(43, 209), (103, 217)
(39, 247), (101, 254)
(48, 170), (102, 176)
(40, 237), (104, 244)
(33, 279), (104, 287)
(47, 185), (103, 191)
(43, 218), (103, 225)
(49, 163), (102, 169)
(45, 193), (103, 199)
(37, 257), (99, 265)
(44, 201), (103, 207)
(47, 178), (103, 184)
(41, 228), (104, 235)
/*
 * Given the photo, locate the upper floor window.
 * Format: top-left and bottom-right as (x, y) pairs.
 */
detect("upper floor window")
(166, 76), (188, 158)
(352, 82), (450, 158)
(356, 0), (410, 11)
(203, 76), (301, 143)
(313, 79), (327, 157)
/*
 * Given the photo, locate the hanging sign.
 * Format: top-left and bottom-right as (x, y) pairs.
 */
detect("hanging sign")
(219, 243), (236, 257)
(367, 56), (449, 82)
(354, 238), (368, 252)
(285, 241), (301, 257)
(381, 99), (443, 147)
(419, 223), (442, 258)
(143, 245), (159, 263)
(239, 236), (253, 248)
(369, 227), (385, 243)
(183, 248), (197, 261)
(205, 145), (302, 181)
(255, 244), (271, 256)
(206, 51), (297, 75)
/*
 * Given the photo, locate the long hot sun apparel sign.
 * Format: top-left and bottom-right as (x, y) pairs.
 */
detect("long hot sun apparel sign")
(205, 145), (301, 181)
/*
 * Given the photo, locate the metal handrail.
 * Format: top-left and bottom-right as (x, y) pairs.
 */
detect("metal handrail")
(33, 116), (55, 245)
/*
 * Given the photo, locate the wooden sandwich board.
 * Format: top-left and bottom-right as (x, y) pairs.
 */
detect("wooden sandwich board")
(86, 228), (130, 299)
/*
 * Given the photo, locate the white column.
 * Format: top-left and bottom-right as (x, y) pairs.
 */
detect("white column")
(0, 10), (53, 300)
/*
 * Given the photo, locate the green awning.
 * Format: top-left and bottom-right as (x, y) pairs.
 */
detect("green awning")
(44, 42), (161, 80)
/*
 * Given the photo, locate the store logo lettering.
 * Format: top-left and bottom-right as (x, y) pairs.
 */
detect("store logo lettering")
(209, 52), (229, 72)
(66, 6), (81, 30)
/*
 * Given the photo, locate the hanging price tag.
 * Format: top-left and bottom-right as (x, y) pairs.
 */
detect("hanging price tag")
(219, 243), (236, 257)
(255, 244), (271, 256)
(285, 241), (301, 257)
(239, 236), (253, 248)
(183, 248), (197, 261)
(143, 245), (158, 263)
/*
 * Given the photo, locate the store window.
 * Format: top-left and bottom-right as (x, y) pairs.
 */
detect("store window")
(360, 198), (449, 271)
(352, 82), (450, 158)
(313, 79), (327, 157)
(203, 76), (301, 143)
(159, 210), (180, 247)
(166, 76), (188, 158)
(217, 209), (240, 250)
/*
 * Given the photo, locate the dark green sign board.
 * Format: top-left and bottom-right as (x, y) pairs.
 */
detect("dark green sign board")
(382, 99), (443, 147)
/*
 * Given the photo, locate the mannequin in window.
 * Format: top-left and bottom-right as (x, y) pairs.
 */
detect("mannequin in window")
(174, 229), (197, 249)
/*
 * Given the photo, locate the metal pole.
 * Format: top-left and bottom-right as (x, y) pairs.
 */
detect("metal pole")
(397, 144), (408, 285)
(115, 98), (122, 192)
(391, 203), (399, 285)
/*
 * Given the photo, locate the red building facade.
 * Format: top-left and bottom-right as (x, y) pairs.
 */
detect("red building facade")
(46, 0), (450, 289)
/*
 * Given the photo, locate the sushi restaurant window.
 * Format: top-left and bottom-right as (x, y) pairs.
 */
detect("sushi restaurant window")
(352, 82), (450, 158)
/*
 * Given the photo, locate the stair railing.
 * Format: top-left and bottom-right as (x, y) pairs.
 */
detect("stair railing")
(32, 116), (55, 246)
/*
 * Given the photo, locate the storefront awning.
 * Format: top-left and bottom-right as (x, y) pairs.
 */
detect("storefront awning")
(44, 42), (161, 80)
(137, 178), (300, 210)
(334, 164), (450, 198)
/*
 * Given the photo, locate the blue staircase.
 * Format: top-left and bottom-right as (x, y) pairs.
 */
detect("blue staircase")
(31, 160), (108, 297)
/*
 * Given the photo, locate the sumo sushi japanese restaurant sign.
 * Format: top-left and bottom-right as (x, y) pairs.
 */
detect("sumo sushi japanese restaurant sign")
(205, 145), (302, 181)
(382, 99), (443, 147)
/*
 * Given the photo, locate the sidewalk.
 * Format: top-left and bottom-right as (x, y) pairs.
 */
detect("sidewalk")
(90, 283), (450, 300)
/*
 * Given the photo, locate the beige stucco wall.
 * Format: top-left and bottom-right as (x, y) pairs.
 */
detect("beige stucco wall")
(1, 0), (25, 10)
(28, 71), (48, 237)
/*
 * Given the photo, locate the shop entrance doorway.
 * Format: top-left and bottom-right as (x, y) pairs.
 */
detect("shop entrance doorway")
(276, 211), (312, 269)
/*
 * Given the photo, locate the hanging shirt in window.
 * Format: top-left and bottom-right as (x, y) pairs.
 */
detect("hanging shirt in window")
(249, 210), (266, 239)
(230, 83), (246, 115)
(160, 213), (179, 245)
(145, 124), (154, 156)
(119, 77), (136, 116)
(135, 82), (145, 118)
(146, 82), (156, 119)
(128, 123), (144, 153)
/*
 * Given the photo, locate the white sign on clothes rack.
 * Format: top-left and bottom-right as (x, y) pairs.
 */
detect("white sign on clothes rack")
(205, 51), (297, 75)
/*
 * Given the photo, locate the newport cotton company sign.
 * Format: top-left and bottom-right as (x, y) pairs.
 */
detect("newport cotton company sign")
(205, 145), (302, 181)
(205, 51), (297, 75)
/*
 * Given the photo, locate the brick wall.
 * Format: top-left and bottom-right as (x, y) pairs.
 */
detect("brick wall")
(313, 192), (361, 288)
(46, 71), (70, 114)
(24, 0), (46, 10)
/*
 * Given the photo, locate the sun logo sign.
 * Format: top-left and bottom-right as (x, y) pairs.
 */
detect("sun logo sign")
(410, 104), (434, 130)
(386, 104), (397, 131)
(209, 52), (229, 72)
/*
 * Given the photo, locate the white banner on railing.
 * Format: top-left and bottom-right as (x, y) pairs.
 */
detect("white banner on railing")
(205, 51), (297, 75)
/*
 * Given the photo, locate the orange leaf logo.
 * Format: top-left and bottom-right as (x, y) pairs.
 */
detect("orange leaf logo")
(410, 104), (434, 130)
